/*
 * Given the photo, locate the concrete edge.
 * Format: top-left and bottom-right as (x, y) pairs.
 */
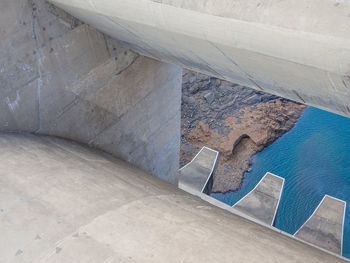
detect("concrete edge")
(195, 191), (350, 262)
(342, 199), (347, 256)
(293, 194), (347, 254)
(233, 172), (285, 226)
(200, 148), (220, 193)
(179, 146), (206, 171)
(272, 174), (285, 227)
(179, 146), (218, 171)
(178, 146), (220, 195)
(178, 157), (349, 260)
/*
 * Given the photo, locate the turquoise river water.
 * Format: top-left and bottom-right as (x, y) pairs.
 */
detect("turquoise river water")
(211, 107), (350, 258)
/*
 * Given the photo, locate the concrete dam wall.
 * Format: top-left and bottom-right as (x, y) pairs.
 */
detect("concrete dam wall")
(1, 0), (350, 262)
(0, 0), (181, 183)
(47, 0), (350, 118)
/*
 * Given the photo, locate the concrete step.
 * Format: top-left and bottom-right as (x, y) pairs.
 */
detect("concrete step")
(233, 172), (285, 226)
(178, 147), (220, 196)
(294, 195), (346, 255)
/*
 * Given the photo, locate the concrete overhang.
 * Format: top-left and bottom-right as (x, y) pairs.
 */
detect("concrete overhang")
(48, 0), (350, 117)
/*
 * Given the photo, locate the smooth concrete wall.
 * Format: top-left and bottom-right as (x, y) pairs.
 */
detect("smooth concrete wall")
(0, 0), (181, 183)
(0, 133), (348, 263)
(48, 0), (350, 118)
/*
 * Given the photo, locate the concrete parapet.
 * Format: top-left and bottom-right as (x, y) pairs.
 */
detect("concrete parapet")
(178, 147), (219, 196)
(233, 172), (285, 226)
(294, 195), (346, 255)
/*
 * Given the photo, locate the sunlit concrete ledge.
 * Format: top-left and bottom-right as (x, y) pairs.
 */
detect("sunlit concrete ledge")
(177, 148), (348, 260)
(294, 195), (347, 255)
(233, 172), (285, 226)
(196, 191), (349, 262)
(178, 146), (219, 196)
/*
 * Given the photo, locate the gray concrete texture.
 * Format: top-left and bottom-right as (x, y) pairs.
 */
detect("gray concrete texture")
(234, 173), (284, 226)
(0, 0), (182, 183)
(48, 0), (350, 118)
(178, 147), (219, 196)
(295, 195), (346, 255)
(0, 133), (348, 263)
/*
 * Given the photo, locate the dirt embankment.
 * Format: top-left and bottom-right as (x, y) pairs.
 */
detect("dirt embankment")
(181, 70), (306, 193)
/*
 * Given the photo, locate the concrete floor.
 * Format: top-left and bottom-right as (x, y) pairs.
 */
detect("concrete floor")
(0, 133), (348, 262)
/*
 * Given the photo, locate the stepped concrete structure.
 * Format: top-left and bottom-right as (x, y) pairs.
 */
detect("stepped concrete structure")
(0, 133), (348, 263)
(233, 173), (284, 226)
(178, 147), (219, 196)
(1, 0), (350, 262)
(295, 195), (347, 255)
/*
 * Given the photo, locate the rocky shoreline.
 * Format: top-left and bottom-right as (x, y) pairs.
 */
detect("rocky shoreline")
(180, 69), (306, 193)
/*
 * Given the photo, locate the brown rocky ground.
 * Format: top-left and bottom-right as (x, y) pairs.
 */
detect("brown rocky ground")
(181, 69), (306, 193)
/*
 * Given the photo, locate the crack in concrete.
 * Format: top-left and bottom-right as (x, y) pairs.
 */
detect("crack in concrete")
(292, 90), (306, 103)
(115, 54), (140, 76)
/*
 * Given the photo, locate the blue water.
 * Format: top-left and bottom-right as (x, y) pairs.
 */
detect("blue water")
(211, 107), (350, 258)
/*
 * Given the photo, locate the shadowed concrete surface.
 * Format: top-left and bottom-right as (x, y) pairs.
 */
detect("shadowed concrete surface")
(178, 147), (219, 196)
(234, 173), (284, 226)
(0, 0), (181, 183)
(48, 0), (350, 118)
(295, 195), (346, 255)
(0, 133), (348, 263)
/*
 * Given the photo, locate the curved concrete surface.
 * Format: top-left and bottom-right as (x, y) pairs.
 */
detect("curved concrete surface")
(48, 0), (350, 117)
(0, 133), (348, 262)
